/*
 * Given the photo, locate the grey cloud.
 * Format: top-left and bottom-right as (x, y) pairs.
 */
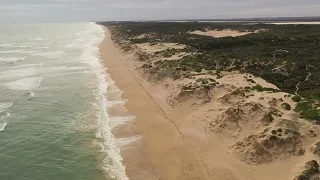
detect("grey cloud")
(0, 0), (319, 23)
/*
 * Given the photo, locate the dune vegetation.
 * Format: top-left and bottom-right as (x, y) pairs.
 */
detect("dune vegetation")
(99, 21), (320, 123)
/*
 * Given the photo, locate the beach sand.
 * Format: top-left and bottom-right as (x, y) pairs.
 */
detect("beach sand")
(190, 29), (254, 38)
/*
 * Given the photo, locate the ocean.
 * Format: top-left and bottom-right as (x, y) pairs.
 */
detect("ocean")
(0, 22), (129, 180)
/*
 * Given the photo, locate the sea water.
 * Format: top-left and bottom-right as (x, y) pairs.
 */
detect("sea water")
(0, 22), (129, 180)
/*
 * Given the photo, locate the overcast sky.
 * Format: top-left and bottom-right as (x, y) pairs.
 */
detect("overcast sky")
(0, 0), (319, 23)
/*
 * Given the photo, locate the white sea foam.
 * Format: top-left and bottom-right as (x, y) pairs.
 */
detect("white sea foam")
(32, 46), (48, 50)
(0, 122), (7, 132)
(8, 63), (42, 69)
(0, 103), (13, 113)
(18, 50), (40, 54)
(44, 66), (86, 74)
(10, 45), (30, 48)
(116, 136), (141, 147)
(0, 43), (14, 47)
(109, 116), (135, 129)
(0, 112), (11, 120)
(3, 77), (43, 90)
(42, 66), (88, 77)
(0, 50), (23, 54)
(47, 71), (89, 77)
(0, 66), (40, 80)
(0, 56), (25, 62)
(84, 22), (129, 180)
(107, 100), (127, 108)
(33, 37), (44, 41)
(65, 43), (80, 48)
(0, 109), (11, 132)
(33, 51), (65, 58)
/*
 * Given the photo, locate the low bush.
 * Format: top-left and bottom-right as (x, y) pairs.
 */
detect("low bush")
(292, 95), (302, 102)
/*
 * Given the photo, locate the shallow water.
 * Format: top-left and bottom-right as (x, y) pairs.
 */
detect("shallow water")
(0, 22), (128, 180)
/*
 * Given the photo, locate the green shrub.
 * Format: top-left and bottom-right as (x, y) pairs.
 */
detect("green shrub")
(292, 95), (302, 102)
(295, 102), (312, 112)
(195, 68), (202, 73)
(301, 109), (320, 122)
(251, 85), (278, 92)
(295, 101), (320, 121)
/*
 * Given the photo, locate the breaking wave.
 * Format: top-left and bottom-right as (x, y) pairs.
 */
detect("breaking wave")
(3, 77), (43, 90)
(81, 22), (129, 180)
(0, 122), (7, 132)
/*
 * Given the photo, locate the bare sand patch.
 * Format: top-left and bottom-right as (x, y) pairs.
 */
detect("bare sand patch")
(216, 72), (278, 89)
(136, 43), (186, 54)
(190, 29), (263, 38)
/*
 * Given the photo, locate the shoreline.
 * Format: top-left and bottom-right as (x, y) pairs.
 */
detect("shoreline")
(99, 27), (209, 180)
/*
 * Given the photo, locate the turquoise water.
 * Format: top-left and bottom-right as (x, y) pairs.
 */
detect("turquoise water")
(0, 23), (127, 180)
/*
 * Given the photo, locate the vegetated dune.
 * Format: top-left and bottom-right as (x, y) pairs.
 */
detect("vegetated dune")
(134, 42), (189, 61)
(294, 160), (320, 179)
(136, 43), (186, 54)
(162, 69), (320, 178)
(208, 102), (273, 135)
(232, 119), (305, 164)
(153, 62), (320, 178)
(311, 141), (320, 157)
